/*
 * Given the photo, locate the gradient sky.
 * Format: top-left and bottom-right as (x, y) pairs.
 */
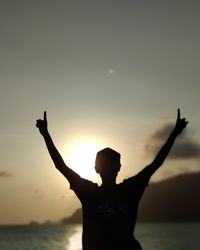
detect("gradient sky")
(0, 0), (200, 225)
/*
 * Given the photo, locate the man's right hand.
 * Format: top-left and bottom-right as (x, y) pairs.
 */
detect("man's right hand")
(36, 111), (48, 135)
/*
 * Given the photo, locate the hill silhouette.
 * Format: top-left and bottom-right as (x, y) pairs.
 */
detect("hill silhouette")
(138, 172), (200, 222)
(61, 172), (200, 223)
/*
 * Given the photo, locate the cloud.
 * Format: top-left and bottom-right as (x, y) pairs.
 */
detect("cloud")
(32, 190), (44, 200)
(0, 170), (12, 178)
(60, 195), (67, 199)
(144, 123), (200, 159)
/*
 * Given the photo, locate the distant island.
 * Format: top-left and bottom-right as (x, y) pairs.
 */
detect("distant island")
(61, 172), (200, 223)
(29, 220), (54, 226)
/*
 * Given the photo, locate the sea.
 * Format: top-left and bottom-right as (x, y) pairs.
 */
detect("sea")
(0, 223), (199, 250)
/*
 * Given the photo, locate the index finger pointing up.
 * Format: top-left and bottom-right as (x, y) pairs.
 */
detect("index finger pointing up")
(44, 111), (47, 121)
(177, 108), (180, 119)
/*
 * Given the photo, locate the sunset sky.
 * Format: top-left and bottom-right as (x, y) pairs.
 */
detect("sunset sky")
(0, 0), (200, 225)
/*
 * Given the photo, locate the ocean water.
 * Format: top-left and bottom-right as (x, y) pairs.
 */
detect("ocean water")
(0, 223), (199, 250)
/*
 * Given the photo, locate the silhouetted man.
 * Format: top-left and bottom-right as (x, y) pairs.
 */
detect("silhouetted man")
(36, 109), (188, 250)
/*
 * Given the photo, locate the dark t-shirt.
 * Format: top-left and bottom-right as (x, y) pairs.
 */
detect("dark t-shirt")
(70, 172), (149, 250)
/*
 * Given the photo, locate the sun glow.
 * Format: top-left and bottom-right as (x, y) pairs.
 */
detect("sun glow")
(67, 142), (102, 180)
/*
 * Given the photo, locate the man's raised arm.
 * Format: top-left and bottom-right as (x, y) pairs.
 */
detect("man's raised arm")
(36, 111), (80, 183)
(139, 109), (188, 179)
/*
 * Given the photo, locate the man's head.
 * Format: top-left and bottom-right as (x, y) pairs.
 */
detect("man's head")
(95, 148), (121, 182)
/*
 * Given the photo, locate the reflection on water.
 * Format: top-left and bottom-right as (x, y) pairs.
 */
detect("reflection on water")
(66, 223), (200, 250)
(0, 223), (199, 250)
(66, 225), (82, 250)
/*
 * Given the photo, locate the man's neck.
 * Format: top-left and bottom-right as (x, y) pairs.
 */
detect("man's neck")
(101, 179), (116, 189)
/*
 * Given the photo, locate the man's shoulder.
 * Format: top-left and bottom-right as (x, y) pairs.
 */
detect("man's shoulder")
(70, 176), (99, 192)
(78, 177), (99, 188)
(120, 173), (149, 190)
(120, 175), (137, 185)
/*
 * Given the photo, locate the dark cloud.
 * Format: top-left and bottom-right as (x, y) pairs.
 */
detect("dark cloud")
(0, 170), (12, 178)
(144, 123), (200, 159)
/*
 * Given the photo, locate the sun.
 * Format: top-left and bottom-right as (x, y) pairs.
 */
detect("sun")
(66, 142), (102, 180)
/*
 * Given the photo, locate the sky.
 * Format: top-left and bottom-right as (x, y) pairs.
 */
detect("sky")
(0, 0), (200, 225)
